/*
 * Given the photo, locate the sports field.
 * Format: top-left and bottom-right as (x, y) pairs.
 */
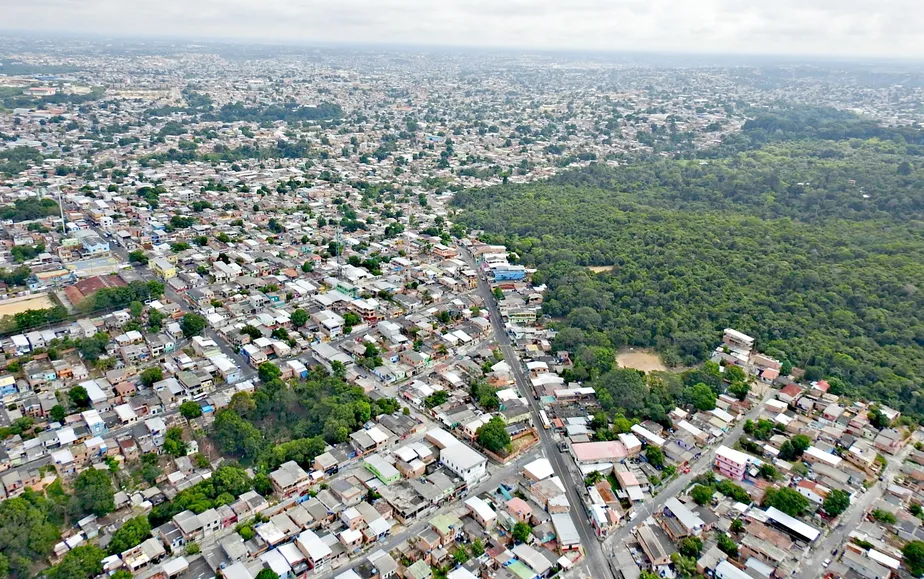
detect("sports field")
(0, 294), (55, 317)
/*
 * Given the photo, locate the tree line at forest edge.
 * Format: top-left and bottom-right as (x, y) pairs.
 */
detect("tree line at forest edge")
(453, 105), (924, 419)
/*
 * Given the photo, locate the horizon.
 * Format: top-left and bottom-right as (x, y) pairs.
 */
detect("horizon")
(3, 28), (924, 68)
(4, 0), (924, 61)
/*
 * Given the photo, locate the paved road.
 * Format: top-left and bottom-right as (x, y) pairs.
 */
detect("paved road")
(460, 248), (612, 579)
(791, 436), (917, 579)
(603, 388), (775, 551)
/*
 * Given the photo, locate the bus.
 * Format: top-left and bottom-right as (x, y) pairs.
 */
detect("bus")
(538, 410), (550, 430)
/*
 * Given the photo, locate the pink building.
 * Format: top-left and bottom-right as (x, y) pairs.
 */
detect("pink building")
(714, 445), (751, 481)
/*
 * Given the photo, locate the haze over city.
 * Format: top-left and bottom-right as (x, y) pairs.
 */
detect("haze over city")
(4, 0), (924, 58)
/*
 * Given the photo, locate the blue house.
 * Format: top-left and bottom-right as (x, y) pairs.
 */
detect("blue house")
(0, 375), (18, 397)
(493, 265), (527, 282)
(76, 231), (110, 255)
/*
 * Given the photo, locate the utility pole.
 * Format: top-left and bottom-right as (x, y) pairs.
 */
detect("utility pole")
(58, 188), (66, 235)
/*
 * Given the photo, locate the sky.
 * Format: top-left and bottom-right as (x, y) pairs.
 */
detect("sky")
(5, 0), (924, 58)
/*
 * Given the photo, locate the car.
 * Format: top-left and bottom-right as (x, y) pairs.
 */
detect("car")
(823, 559), (831, 568)
(682, 467), (691, 474)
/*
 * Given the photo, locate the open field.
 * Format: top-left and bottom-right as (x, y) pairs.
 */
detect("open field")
(0, 293), (55, 317)
(588, 265), (615, 273)
(616, 349), (668, 372)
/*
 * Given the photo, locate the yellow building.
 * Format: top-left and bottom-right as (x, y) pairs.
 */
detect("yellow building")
(151, 257), (176, 280)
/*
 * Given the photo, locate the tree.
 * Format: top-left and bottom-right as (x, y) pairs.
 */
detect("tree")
(477, 416), (511, 453)
(140, 367), (163, 387)
(258, 361), (281, 383)
(823, 489), (851, 517)
(256, 569), (278, 579)
(689, 382), (717, 411)
(791, 434), (811, 453)
(452, 547), (470, 565)
(69, 385), (90, 408)
(128, 250), (148, 265)
(50, 404), (67, 423)
(471, 538), (485, 558)
(762, 486), (809, 517)
(759, 463), (778, 480)
(147, 307), (165, 331)
(724, 365), (747, 383)
(670, 553), (697, 578)
(512, 521), (531, 544)
(180, 313), (207, 338)
(903, 541), (924, 577)
(678, 536), (702, 557)
(717, 533), (738, 557)
(0, 497), (60, 578)
(74, 469), (114, 516)
(729, 381), (750, 401)
(730, 518), (745, 533)
(584, 470), (603, 486)
(180, 400), (203, 420)
(107, 516), (151, 555)
(302, 260), (313, 273)
(691, 484), (714, 506)
(872, 509), (897, 524)
(130, 301), (144, 318)
(42, 545), (104, 579)
(291, 309), (308, 328)
(164, 427), (187, 457)
(778, 440), (798, 461)
(646, 446), (664, 468)
(869, 407), (890, 429)
(253, 473), (273, 496)
(424, 390), (449, 408)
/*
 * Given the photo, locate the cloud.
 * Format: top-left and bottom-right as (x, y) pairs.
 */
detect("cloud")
(4, 0), (924, 58)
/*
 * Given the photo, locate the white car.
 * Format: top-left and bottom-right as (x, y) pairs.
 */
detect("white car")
(823, 559), (831, 568)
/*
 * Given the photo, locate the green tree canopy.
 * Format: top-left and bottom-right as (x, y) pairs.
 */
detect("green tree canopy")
(762, 487), (809, 517)
(903, 541), (924, 576)
(477, 416), (512, 453)
(74, 469), (114, 517)
(180, 313), (208, 338)
(180, 401), (203, 419)
(108, 516), (152, 555)
(823, 489), (851, 517)
(691, 484), (714, 506)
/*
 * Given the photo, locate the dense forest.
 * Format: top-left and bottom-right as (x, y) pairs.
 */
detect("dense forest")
(453, 107), (924, 417)
(211, 364), (401, 472)
(206, 101), (343, 124)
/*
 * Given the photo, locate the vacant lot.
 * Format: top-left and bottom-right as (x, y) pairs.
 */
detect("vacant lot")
(0, 293), (55, 317)
(587, 265), (615, 273)
(617, 349), (667, 372)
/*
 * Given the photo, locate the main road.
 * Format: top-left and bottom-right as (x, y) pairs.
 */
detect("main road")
(461, 247), (613, 579)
